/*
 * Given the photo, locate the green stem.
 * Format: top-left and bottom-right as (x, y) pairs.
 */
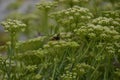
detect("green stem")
(7, 33), (16, 80)
(51, 61), (57, 80)
(43, 10), (48, 35)
(77, 40), (95, 62)
(104, 53), (110, 80)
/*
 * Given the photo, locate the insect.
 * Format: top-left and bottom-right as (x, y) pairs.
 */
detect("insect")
(50, 33), (60, 41)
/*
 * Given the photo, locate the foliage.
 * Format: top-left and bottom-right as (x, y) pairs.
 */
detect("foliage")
(0, 0), (120, 80)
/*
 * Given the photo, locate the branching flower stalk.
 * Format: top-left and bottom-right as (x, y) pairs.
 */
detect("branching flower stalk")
(37, 1), (57, 35)
(1, 19), (26, 80)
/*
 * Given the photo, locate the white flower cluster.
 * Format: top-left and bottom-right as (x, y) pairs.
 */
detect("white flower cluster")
(92, 17), (120, 27)
(50, 6), (93, 31)
(74, 24), (119, 41)
(92, 17), (120, 32)
(51, 6), (93, 21)
(102, 11), (120, 19)
(36, 1), (57, 11)
(43, 40), (79, 49)
(1, 19), (26, 33)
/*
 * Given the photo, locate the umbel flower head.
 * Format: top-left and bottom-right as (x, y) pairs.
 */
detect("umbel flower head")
(74, 24), (119, 42)
(36, 1), (57, 11)
(51, 6), (93, 22)
(92, 17), (120, 27)
(92, 17), (120, 32)
(50, 6), (93, 31)
(102, 11), (120, 19)
(1, 19), (26, 34)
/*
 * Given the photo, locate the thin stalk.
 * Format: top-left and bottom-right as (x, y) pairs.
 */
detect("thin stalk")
(77, 40), (95, 62)
(90, 64), (101, 80)
(43, 10), (48, 35)
(58, 51), (67, 70)
(7, 33), (16, 80)
(51, 60), (57, 80)
(104, 53), (111, 80)
(2, 59), (8, 80)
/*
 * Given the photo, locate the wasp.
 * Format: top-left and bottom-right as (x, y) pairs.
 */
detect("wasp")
(50, 33), (60, 41)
